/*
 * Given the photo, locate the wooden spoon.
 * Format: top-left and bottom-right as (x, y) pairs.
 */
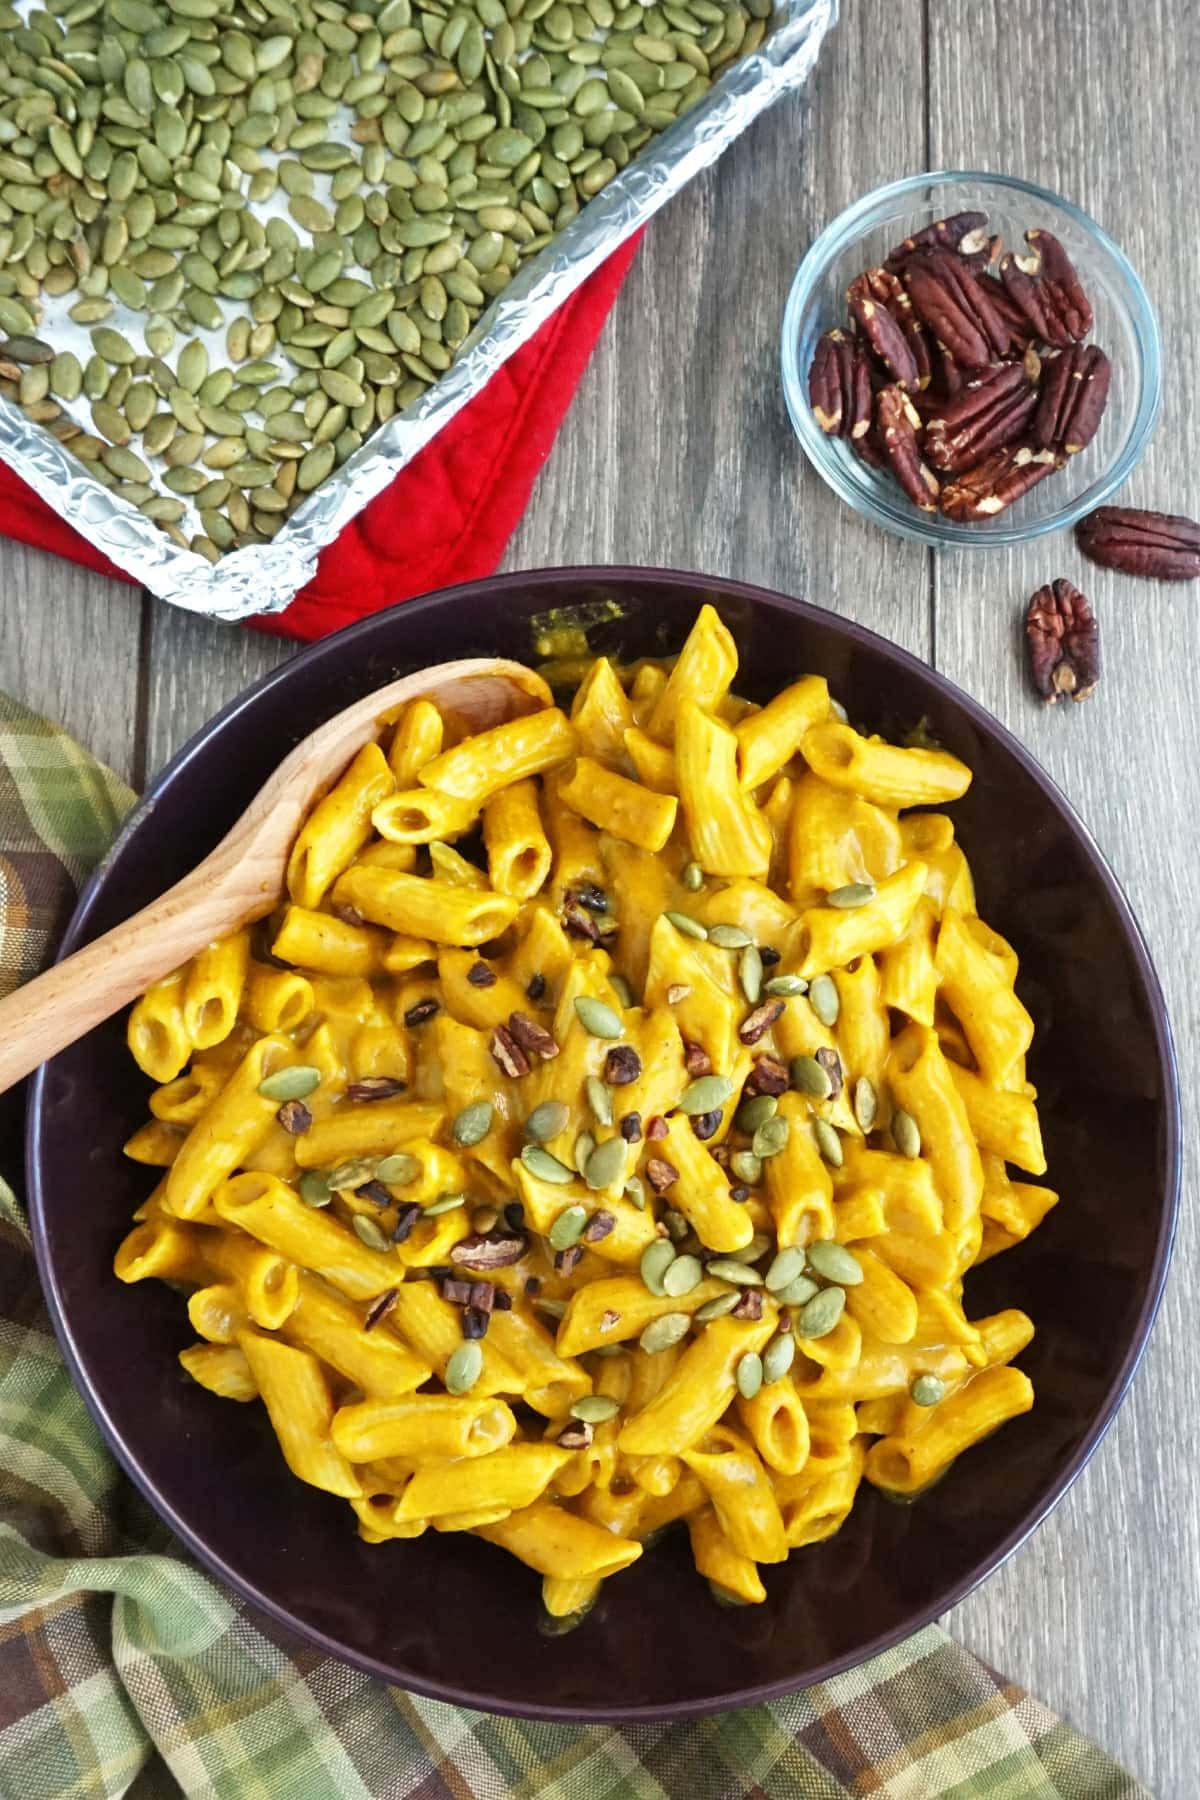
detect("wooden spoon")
(0, 657), (551, 1096)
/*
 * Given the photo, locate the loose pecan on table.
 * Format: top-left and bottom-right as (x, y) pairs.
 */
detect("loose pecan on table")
(1075, 506), (1200, 579)
(1026, 580), (1100, 704)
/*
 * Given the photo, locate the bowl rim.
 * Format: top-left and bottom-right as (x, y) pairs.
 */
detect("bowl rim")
(26, 565), (1182, 1722)
(781, 168), (1164, 549)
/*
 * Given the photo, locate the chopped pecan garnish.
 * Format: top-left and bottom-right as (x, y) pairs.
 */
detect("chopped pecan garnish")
(334, 903), (365, 927)
(759, 946), (781, 967)
(363, 1287), (399, 1331)
(461, 1307), (490, 1340)
(390, 1202), (422, 1244)
(466, 961), (497, 988)
(645, 1157), (679, 1192)
(665, 983), (691, 1005)
(682, 1039), (712, 1077)
(554, 1244), (584, 1276)
(923, 362), (1038, 472)
(1076, 506), (1200, 580)
(469, 1280), (495, 1314)
(749, 1054), (789, 1097)
(490, 1022), (531, 1079)
(360, 1179), (395, 1209)
(441, 1276), (474, 1305)
(815, 1046), (844, 1100)
(345, 1076), (407, 1101)
(557, 1419), (594, 1449)
(710, 1142), (731, 1168)
(403, 997), (439, 1027)
(276, 1099), (312, 1134)
(691, 1110), (722, 1141)
(494, 1290), (513, 1311)
(562, 899), (600, 942)
(738, 999), (786, 1045)
(848, 272), (919, 388)
(449, 1231), (527, 1270)
(1032, 345), (1111, 455)
(575, 882), (609, 913)
(1026, 579), (1101, 704)
(646, 1115), (668, 1141)
(808, 326), (854, 434)
(526, 973), (546, 1001)
(940, 443), (1059, 521)
(731, 1288), (764, 1321)
(619, 1112), (642, 1142)
(876, 385), (940, 512)
(582, 1210), (616, 1243)
(600, 1307), (621, 1331)
(604, 1044), (642, 1084)
(885, 209), (988, 269)
(507, 1011), (560, 1060)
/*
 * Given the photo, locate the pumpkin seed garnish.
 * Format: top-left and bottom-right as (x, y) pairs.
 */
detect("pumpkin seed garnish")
(452, 1100), (494, 1146)
(624, 1175), (647, 1211)
(729, 1150), (762, 1185)
(764, 974), (808, 996)
(352, 1214), (390, 1251)
(805, 1239), (863, 1286)
(640, 1238), (677, 1295)
(738, 945), (763, 1006)
(586, 1075), (614, 1126)
(570, 1393), (622, 1423)
(640, 1311), (691, 1353)
(893, 1108), (922, 1158)
(298, 1170), (332, 1209)
(445, 1340), (484, 1394)
(853, 1077), (878, 1133)
(764, 1246), (806, 1292)
(257, 1064), (321, 1102)
(549, 1203), (589, 1250)
(762, 1331), (796, 1383)
(328, 1156), (379, 1191)
(751, 1115), (790, 1160)
(911, 1374), (947, 1406)
(736, 1351), (763, 1399)
(526, 1100), (570, 1143)
(807, 974), (840, 1027)
(794, 1285), (846, 1339)
(708, 924), (752, 949)
(677, 1073), (733, 1115)
(736, 1094), (777, 1134)
(520, 1144), (576, 1184)
(662, 1252), (703, 1296)
(705, 1258), (763, 1287)
(664, 910), (707, 940)
(375, 1152), (421, 1186)
(574, 995), (623, 1039)
(812, 1118), (843, 1167)
(584, 1136), (626, 1190)
(791, 1054), (833, 1100)
(681, 861), (704, 891)
(694, 1291), (740, 1322)
(826, 882), (876, 908)
(574, 1131), (597, 1176)
(775, 1272), (819, 1306)
(423, 1192), (466, 1215)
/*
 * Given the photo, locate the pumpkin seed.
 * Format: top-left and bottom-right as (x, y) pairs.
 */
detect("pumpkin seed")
(812, 1118), (843, 1167)
(805, 1239), (863, 1286)
(677, 1074), (732, 1116)
(423, 1192), (466, 1215)
(549, 1203), (589, 1249)
(376, 1151), (420, 1185)
(775, 1273), (819, 1306)
(585, 1074), (614, 1126)
(681, 861), (704, 891)
(570, 1393), (621, 1422)
(827, 882), (876, 908)
(526, 1100), (570, 1142)
(664, 910), (707, 940)
(729, 1150), (762, 1185)
(452, 1099), (493, 1145)
(521, 1143), (575, 1184)
(808, 974), (840, 1027)
(764, 974), (808, 996)
(329, 1157), (380, 1190)
(751, 1115), (789, 1160)
(574, 1131), (596, 1176)
(445, 1339), (483, 1393)
(640, 1310), (691, 1353)
(299, 1170), (332, 1209)
(762, 1331), (795, 1383)
(257, 1065), (321, 1101)
(584, 1135), (625, 1190)
(892, 1107), (921, 1158)
(791, 1054), (832, 1099)
(736, 1351), (763, 1399)
(736, 1094), (776, 1133)
(853, 1077), (877, 1133)
(764, 1246), (806, 1292)
(708, 923), (752, 949)
(794, 1285), (846, 1340)
(623, 1175), (646, 1211)
(662, 1252), (703, 1296)
(911, 1374), (946, 1406)
(737, 945), (762, 1005)
(705, 1257), (762, 1286)
(640, 1238), (676, 1295)
(352, 1214), (390, 1251)
(695, 1291), (740, 1322)
(574, 995), (623, 1039)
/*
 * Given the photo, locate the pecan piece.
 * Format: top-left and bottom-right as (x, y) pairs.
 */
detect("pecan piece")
(403, 997), (439, 1027)
(507, 1011), (560, 1059)
(363, 1288), (399, 1331)
(1025, 229), (1092, 341)
(691, 1110), (722, 1141)
(848, 273), (919, 388)
(863, 268), (933, 389)
(731, 1288), (764, 1321)
(554, 1244), (584, 1276)
(749, 1054), (789, 1097)
(815, 1046), (844, 1101)
(876, 384), (940, 511)
(682, 1038), (712, 1077)
(646, 1114), (668, 1140)
(901, 252), (1007, 369)
(490, 1022), (530, 1079)
(390, 1202), (422, 1244)
(923, 362), (1038, 473)
(449, 1231), (527, 1269)
(738, 998), (786, 1045)
(562, 899), (599, 942)
(604, 1044), (642, 1084)
(808, 327), (854, 435)
(276, 1099), (312, 1135)
(461, 1307), (490, 1340)
(1076, 506), (1200, 580)
(1032, 345), (1111, 456)
(940, 443), (1059, 521)
(885, 209), (988, 269)
(582, 1209), (615, 1242)
(645, 1157), (678, 1192)
(466, 961), (497, 988)
(441, 1276), (474, 1305)
(977, 272), (1033, 344)
(345, 1076), (407, 1101)
(557, 1419), (593, 1449)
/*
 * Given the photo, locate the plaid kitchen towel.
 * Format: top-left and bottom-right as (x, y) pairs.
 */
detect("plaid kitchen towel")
(0, 693), (1151, 1800)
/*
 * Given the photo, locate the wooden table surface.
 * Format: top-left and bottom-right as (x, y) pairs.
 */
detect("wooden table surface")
(1, 2), (1195, 1791)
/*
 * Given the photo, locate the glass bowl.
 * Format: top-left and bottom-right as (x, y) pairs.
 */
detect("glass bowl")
(781, 171), (1162, 547)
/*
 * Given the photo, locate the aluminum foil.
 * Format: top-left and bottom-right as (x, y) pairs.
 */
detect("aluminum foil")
(0, 0), (835, 622)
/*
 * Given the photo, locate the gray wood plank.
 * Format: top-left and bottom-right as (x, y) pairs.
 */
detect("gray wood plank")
(142, 602), (293, 775)
(0, 544), (142, 786)
(929, 4), (1198, 1794)
(505, 0), (931, 657)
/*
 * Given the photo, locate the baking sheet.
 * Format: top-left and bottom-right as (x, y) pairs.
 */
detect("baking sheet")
(0, 0), (835, 621)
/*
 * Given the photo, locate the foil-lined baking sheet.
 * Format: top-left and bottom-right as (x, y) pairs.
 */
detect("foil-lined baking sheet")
(0, 0), (834, 621)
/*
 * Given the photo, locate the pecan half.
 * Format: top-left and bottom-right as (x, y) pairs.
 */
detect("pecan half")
(1076, 506), (1200, 580)
(1025, 229), (1092, 341)
(977, 272), (1033, 344)
(901, 252), (1010, 368)
(864, 267), (934, 390)
(940, 443), (1059, 520)
(923, 361), (1037, 473)
(449, 1231), (527, 1269)
(876, 384), (940, 511)
(848, 273), (919, 388)
(507, 1011), (560, 1059)
(490, 1022), (530, 1079)
(1031, 345), (1111, 455)
(885, 209), (988, 269)
(645, 1157), (678, 1192)
(808, 327), (854, 435)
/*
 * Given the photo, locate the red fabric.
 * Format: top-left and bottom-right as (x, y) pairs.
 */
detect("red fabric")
(0, 236), (640, 642)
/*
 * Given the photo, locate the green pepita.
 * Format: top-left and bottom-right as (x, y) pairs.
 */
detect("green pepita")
(573, 995), (623, 1039)
(445, 1339), (483, 1393)
(451, 1100), (493, 1145)
(548, 1203), (589, 1249)
(640, 1237), (676, 1295)
(794, 1285), (846, 1340)
(736, 1351), (763, 1399)
(257, 1065), (321, 1101)
(892, 1107), (921, 1159)
(639, 1310), (691, 1353)
(569, 1393), (621, 1422)
(526, 1100), (570, 1142)
(664, 910), (707, 940)
(677, 1074), (733, 1116)
(584, 1135), (626, 1190)
(808, 974), (840, 1028)
(911, 1374), (946, 1406)
(805, 1239), (863, 1286)
(791, 1054), (832, 1099)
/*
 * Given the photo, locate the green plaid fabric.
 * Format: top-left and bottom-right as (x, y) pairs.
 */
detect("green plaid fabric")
(0, 693), (1151, 1800)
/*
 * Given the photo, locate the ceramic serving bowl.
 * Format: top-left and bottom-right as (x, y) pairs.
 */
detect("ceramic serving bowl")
(26, 569), (1180, 1720)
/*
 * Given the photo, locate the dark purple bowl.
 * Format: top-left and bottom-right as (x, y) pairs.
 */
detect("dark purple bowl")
(27, 569), (1179, 1721)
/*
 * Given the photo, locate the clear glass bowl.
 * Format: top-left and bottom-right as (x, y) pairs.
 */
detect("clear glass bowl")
(781, 171), (1163, 547)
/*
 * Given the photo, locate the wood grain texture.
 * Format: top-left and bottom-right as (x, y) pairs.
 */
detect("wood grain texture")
(0, 543), (142, 784)
(929, 4), (1197, 1794)
(1, 0), (1195, 1787)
